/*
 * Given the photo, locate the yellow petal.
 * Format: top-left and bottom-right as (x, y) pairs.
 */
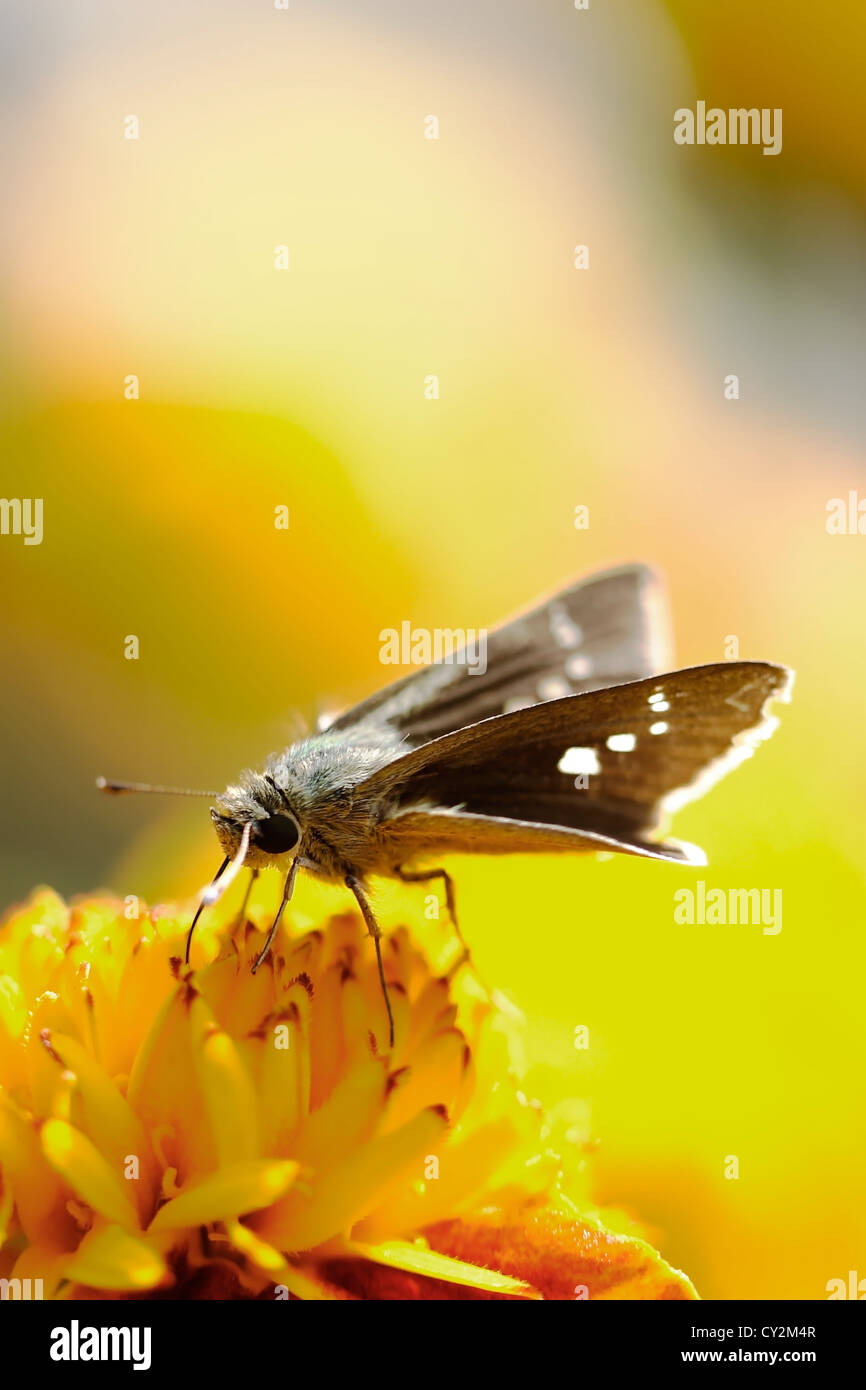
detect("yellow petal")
(224, 1218), (289, 1274)
(148, 1159), (299, 1233)
(41, 1119), (140, 1229)
(307, 963), (346, 1107)
(348, 1237), (540, 1298)
(11, 1242), (68, 1298)
(292, 1055), (386, 1168)
(0, 1094), (76, 1246)
(406, 976), (452, 1050)
(60, 1222), (167, 1291)
(127, 984), (218, 1179)
(112, 931), (178, 1077)
(190, 994), (258, 1165)
(0, 973), (27, 1088)
(206, 948), (277, 1038)
(0, 1169), (13, 1245)
(356, 1115), (521, 1240)
(46, 1030), (159, 1219)
(224, 1220), (345, 1299)
(254, 1006), (307, 1154)
(257, 1104), (448, 1252)
(382, 1027), (467, 1133)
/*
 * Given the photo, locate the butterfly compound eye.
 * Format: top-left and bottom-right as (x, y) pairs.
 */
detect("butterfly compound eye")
(251, 814), (300, 856)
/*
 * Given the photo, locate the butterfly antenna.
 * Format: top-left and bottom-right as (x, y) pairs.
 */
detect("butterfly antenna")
(97, 778), (219, 797)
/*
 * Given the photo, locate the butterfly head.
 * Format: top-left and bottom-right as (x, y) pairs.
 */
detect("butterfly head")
(211, 772), (302, 866)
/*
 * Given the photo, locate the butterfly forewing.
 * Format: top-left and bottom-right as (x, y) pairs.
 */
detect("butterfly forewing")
(361, 661), (792, 856)
(329, 564), (671, 745)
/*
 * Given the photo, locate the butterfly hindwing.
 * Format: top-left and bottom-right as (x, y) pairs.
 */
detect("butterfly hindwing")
(375, 807), (705, 865)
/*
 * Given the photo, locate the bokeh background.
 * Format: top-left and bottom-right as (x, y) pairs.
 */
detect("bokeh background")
(1, 0), (864, 1299)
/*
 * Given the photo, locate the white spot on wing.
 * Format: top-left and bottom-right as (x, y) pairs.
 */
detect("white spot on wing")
(558, 746), (601, 776)
(649, 721), (668, 735)
(606, 733), (636, 752)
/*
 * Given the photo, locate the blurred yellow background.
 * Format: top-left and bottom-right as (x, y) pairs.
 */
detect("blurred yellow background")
(1, 0), (864, 1299)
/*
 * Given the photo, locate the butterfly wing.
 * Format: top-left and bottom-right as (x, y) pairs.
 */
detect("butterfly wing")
(375, 807), (705, 864)
(327, 564), (671, 745)
(363, 661), (792, 864)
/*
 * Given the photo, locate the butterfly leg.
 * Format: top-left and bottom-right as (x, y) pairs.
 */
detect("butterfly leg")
(237, 868), (260, 924)
(250, 855), (302, 974)
(345, 872), (395, 1050)
(393, 865), (472, 976)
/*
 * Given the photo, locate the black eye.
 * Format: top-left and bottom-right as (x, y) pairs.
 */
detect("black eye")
(251, 814), (300, 855)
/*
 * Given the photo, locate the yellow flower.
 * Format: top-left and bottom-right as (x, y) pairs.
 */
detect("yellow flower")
(0, 888), (696, 1300)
